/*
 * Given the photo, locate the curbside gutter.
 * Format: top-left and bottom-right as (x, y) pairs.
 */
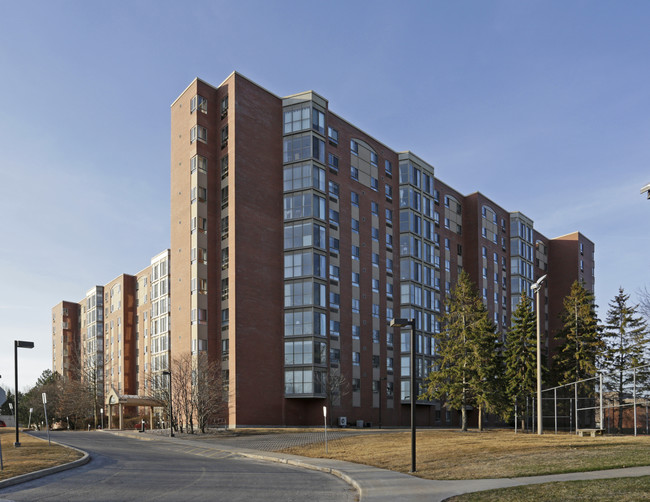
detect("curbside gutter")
(0, 438), (90, 490)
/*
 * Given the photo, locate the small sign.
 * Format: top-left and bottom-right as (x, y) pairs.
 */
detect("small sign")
(0, 388), (6, 407)
(42, 393), (47, 404)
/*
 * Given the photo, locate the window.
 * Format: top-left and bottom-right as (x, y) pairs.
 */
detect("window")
(284, 106), (310, 133)
(371, 177), (378, 191)
(329, 209), (339, 224)
(372, 252), (379, 266)
(329, 180), (339, 198)
(385, 184), (393, 200)
(328, 153), (339, 171)
(190, 95), (207, 114)
(329, 292), (340, 308)
(351, 166), (359, 180)
(352, 378), (360, 391)
(351, 140), (359, 155)
(283, 133), (311, 163)
(313, 136), (325, 163)
(330, 320), (340, 336)
(328, 126), (338, 145)
(386, 209), (393, 223)
(218, 126), (227, 148)
(352, 298), (360, 313)
(372, 278), (380, 292)
(283, 192), (326, 220)
(351, 191), (359, 206)
(370, 151), (378, 166)
(284, 280), (327, 307)
(352, 352), (360, 365)
(351, 245), (360, 260)
(312, 108), (325, 134)
(221, 155), (228, 178)
(371, 227), (379, 241)
(191, 155), (207, 174)
(220, 96), (228, 117)
(284, 251), (326, 279)
(371, 201), (379, 215)
(190, 125), (207, 144)
(385, 159), (393, 176)
(351, 218), (359, 232)
(283, 164), (326, 192)
(329, 237), (339, 252)
(352, 272), (360, 286)
(352, 325), (360, 338)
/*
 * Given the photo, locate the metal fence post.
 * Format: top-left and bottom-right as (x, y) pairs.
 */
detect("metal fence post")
(574, 383), (578, 433)
(554, 388), (557, 434)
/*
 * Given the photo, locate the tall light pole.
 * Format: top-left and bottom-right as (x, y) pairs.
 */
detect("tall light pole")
(390, 317), (416, 472)
(641, 183), (650, 199)
(162, 370), (174, 437)
(531, 275), (547, 436)
(14, 340), (34, 447)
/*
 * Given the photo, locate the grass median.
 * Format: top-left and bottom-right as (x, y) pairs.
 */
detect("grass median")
(448, 476), (650, 501)
(280, 429), (650, 480)
(0, 428), (83, 481)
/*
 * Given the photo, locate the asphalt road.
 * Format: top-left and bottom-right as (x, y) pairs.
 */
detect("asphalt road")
(0, 432), (357, 502)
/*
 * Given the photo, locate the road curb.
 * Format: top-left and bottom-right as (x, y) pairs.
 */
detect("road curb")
(0, 437), (90, 490)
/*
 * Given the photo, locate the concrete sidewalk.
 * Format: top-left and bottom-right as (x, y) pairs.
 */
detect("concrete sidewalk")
(105, 430), (650, 501)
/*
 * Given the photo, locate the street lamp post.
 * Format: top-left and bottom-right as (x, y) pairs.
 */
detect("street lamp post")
(390, 318), (416, 472)
(531, 275), (547, 436)
(162, 370), (174, 437)
(14, 340), (34, 447)
(641, 183), (650, 199)
(100, 408), (104, 430)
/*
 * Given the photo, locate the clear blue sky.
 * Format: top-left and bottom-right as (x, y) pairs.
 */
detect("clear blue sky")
(1, 0), (648, 391)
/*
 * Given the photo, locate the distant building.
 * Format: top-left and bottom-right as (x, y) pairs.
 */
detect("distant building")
(52, 72), (595, 428)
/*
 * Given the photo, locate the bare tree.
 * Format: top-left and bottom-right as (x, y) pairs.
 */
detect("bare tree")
(193, 353), (226, 433)
(321, 370), (350, 426)
(172, 353), (195, 434)
(638, 286), (650, 322)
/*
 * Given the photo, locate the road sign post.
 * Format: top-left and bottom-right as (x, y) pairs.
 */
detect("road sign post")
(42, 393), (50, 446)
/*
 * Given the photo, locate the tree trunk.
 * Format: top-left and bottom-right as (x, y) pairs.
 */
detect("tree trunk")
(478, 404), (483, 431)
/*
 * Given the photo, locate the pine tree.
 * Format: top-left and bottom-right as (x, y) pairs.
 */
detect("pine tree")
(602, 288), (650, 431)
(553, 281), (603, 385)
(471, 301), (504, 430)
(423, 270), (502, 431)
(504, 291), (538, 421)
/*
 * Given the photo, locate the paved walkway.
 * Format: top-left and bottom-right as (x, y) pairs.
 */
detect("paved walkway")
(107, 430), (650, 501)
(5, 429), (650, 501)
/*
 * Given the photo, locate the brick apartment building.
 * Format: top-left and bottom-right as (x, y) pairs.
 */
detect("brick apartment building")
(52, 71), (594, 428)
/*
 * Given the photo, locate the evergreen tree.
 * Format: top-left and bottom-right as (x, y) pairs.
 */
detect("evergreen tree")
(553, 281), (603, 385)
(504, 291), (538, 421)
(602, 287), (650, 431)
(423, 270), (503, 431)
(471, 301), (504, 430)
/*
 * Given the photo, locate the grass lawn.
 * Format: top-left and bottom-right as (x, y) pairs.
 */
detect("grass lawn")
(281, 429), (650, 480)
(0, 428), (83, 481)
(448, 476), (650, 501)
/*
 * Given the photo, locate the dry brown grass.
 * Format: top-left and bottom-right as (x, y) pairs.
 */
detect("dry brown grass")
(282, 429), (650, 480)
(0, 428), (83, 481)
